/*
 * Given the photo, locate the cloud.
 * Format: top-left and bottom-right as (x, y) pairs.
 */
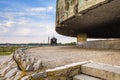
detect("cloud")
(0, 27), (8, 33)
(26, 6), (54, 12)
(0, 9), (55, 35)
(0, 5), (56, 37)
(0, 17), (76, 43)
(0, 17), (55, 36)
(16, 28), (31, 35)
(4, 21), (15, 27)
(0, 7), (55, 20)
(0, 12), (15, 20)
(0, 1), (76, 43)
(0, 21), (15, 33)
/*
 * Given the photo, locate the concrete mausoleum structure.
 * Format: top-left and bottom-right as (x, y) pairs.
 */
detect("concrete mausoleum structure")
(55, 0), (120, 43)
(0, 0), (120, 80)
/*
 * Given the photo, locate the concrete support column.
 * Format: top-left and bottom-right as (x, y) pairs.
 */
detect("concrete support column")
(77, 34), (87, 45)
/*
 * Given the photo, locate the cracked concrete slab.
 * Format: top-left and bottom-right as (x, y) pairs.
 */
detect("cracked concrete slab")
(24, 46), (120, 68)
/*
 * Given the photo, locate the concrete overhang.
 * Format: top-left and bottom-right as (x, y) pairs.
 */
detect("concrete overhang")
(56, 0), (120, 38)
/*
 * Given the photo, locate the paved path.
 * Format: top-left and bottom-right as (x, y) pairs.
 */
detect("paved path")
(25, 46), (120, 68)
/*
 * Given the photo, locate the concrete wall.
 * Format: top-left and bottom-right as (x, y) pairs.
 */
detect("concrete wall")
(78, 0), (106, 13)
(77, 39), (120, 49)
(56, 0), (108, 24)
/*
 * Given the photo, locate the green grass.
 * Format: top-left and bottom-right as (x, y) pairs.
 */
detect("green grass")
(0, 47), (22, 56)
(0, 52), (12, 55)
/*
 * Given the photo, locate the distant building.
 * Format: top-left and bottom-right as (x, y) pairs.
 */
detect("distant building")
(50, 37), (57, 45)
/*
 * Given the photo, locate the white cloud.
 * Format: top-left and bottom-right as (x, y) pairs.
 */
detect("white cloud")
(26, 6), (54, 12)
(0, 18), (76, 43)
(16, 28), (31, 35)
(17, 18), (30, 24)
(47, 6), (54, 11)
(0, 1), (76, 43)
(0, 27), (8, 33)
(4, 21), (15, 27)
(0, 21), (15, 33)
(0, 9), (54, 20)
(0, 10), (56, 37)
(28, 7), (46, 12)
(0, 12), (15, 20)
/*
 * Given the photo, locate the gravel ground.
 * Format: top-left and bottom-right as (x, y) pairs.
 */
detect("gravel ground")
(25, 46), (120, 68)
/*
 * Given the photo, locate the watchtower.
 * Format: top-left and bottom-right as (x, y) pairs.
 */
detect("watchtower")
(51, 37), (57, 45)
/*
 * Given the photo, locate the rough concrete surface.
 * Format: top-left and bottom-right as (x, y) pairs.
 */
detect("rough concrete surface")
(74, 74), (102, 80)
(81, 62), (120, 80)
(0, 46), (120, 80)
(0, 56), (10, 64)
(24, 46), (120, 68)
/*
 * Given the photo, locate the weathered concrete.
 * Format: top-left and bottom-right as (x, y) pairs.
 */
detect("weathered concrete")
(24, 46), (120, 68)
(0, 47), (120, 80)
(78, 39), (120, 49)
(56, 0), (120, 38)
(0, 56), (11, 65)
(77, 34), (87, 44)
(74, 74), (102, 80)
(0, 56), (21, 80)
(44, 61), (89, 80)
(81, 62), (120, 80)
(13, 48), (43, 72)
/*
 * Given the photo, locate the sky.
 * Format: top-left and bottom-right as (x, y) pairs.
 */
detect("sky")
(0, 0), (76, 43)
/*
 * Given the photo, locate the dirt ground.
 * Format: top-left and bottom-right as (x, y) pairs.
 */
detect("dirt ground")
(24, 46), (120, 68)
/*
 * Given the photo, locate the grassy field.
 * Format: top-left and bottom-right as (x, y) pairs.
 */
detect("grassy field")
(0, 47), (22, 55)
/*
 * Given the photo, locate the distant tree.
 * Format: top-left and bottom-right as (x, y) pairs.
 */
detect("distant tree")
(64, 42), (76, 46)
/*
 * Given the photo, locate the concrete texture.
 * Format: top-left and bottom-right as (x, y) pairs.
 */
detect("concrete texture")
(74, 74), (102, 80)
(0, 47), (120, 80)
(24, 46), (120, 68)
(56, 0), (120, 38)
(81, 63), (120, 80)
(0, 56), (11, 65)
(78, 39), (120, 49)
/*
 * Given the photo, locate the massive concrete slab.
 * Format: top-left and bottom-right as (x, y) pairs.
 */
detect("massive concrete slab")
(24, 46), (120, 68)
(74, 74), (102, 80)
(0, 46), (120, 80)
(56, 0), (120, 38)
(81, 63), (120, 80)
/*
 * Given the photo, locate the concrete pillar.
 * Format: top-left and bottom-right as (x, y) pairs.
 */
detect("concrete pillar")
(77, 34), (87, 45)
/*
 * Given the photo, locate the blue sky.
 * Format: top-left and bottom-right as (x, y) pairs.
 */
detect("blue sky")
(0, 0), (75, 43)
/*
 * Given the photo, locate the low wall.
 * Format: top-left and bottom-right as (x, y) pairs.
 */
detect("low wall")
(0, 48), (89, 80)
(77, 40), (120, 49)
(22, 61), (89, 80)
(0, 48), (120, 80)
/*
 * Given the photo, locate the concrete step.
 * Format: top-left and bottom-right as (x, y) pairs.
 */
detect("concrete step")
(81, 63), (120, 80)
(73, 74), (102, 80)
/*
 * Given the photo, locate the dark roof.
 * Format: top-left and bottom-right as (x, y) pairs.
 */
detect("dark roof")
(51, 37), (57, 40)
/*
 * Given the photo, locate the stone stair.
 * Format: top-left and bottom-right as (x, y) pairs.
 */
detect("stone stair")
(73, 62), (120, 80)
(74, 74), (102, 80)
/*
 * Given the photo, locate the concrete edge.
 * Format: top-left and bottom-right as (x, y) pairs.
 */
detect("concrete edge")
(46, 61), (90, 72)
(81, 62), (120, 80)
